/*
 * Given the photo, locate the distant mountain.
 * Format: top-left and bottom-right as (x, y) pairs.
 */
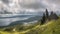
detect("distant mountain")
(18, 11), (43, 15)
(0, 10), (12, 14)
(0, 9), (43, 15)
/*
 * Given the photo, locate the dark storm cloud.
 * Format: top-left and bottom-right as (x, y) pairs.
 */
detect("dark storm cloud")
(20, 3), (47, 9)
(20, 0), (47, 9)
(50, 0), (60, 3)
(45, 0), (60, 11)
(0, 0), (60, 11)
(46, 0), (60, 5)
(19, 0), (60, 11)
(1, 0), (9, 4)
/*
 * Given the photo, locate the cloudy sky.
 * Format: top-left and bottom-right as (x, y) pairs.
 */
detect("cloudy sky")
(0, 0), (60, 13)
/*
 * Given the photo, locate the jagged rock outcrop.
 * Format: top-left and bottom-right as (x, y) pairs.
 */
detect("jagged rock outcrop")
(49, 11), (59, 20)
(40, 9), (59, 25)
(41, 13), (46, 25)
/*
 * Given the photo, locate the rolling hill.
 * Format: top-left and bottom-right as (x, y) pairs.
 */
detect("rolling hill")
(0, 17), (60, 34)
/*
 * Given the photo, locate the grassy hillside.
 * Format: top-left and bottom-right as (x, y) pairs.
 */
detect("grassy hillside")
(0, 18), (60, 34)
(26, 18), (60, 34)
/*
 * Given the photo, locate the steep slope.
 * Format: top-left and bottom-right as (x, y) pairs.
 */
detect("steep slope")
(26, 19), (60, 34)
(0, 18), (60, 34)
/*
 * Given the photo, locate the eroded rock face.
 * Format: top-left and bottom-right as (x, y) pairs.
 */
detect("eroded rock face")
(49, 12), (59, 20)
(40, 9), (59, 25)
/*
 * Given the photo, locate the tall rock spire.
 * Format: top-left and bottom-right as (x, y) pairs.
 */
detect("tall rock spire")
(45, 9), (49, 18)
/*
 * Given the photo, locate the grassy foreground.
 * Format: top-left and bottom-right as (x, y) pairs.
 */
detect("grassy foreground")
(0, 19), (60, 34)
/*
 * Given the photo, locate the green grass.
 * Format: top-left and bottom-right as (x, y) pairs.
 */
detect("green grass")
(25, 19), (60, 34)
(0, 18), (60, 34)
